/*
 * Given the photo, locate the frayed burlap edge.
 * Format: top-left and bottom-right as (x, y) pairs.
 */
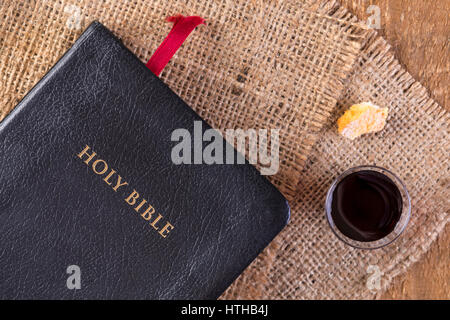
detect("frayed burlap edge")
(222, 0), (448, 300)
(325, 3), (449, 299)
(349, 31), (449, 300)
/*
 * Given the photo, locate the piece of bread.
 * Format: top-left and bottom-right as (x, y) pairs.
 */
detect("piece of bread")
(337, 102), (388, 140)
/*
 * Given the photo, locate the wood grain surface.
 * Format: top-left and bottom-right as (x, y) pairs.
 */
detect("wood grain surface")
(339, 0), (449, 300)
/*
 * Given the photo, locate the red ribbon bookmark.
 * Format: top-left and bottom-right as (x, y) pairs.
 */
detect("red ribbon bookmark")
(146, 15), (205, 76)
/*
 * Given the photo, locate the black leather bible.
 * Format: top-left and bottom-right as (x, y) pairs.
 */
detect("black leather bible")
(0, 21), (289, 299)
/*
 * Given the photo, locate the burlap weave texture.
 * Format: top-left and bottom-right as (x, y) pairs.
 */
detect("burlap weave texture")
(0, 0), (447, 299)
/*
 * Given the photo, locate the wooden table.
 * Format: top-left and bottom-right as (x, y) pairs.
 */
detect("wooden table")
(340, 0), (449, 300)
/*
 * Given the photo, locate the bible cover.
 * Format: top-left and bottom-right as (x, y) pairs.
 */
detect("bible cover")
(0, 21), (289, 299)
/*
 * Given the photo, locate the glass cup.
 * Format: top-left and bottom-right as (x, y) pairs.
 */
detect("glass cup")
(325, 165), (411, 249)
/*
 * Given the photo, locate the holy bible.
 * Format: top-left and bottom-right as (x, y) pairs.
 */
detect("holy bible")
(0, 22), (290, 299)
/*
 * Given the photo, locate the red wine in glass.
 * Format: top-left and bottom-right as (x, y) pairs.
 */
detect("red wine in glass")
(325, 166), (410, 249)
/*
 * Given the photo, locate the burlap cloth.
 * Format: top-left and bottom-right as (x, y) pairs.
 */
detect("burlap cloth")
(0, 0), (448, 299)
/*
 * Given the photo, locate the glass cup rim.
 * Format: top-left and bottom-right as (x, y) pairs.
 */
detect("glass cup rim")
(325, 165), (411, 250)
